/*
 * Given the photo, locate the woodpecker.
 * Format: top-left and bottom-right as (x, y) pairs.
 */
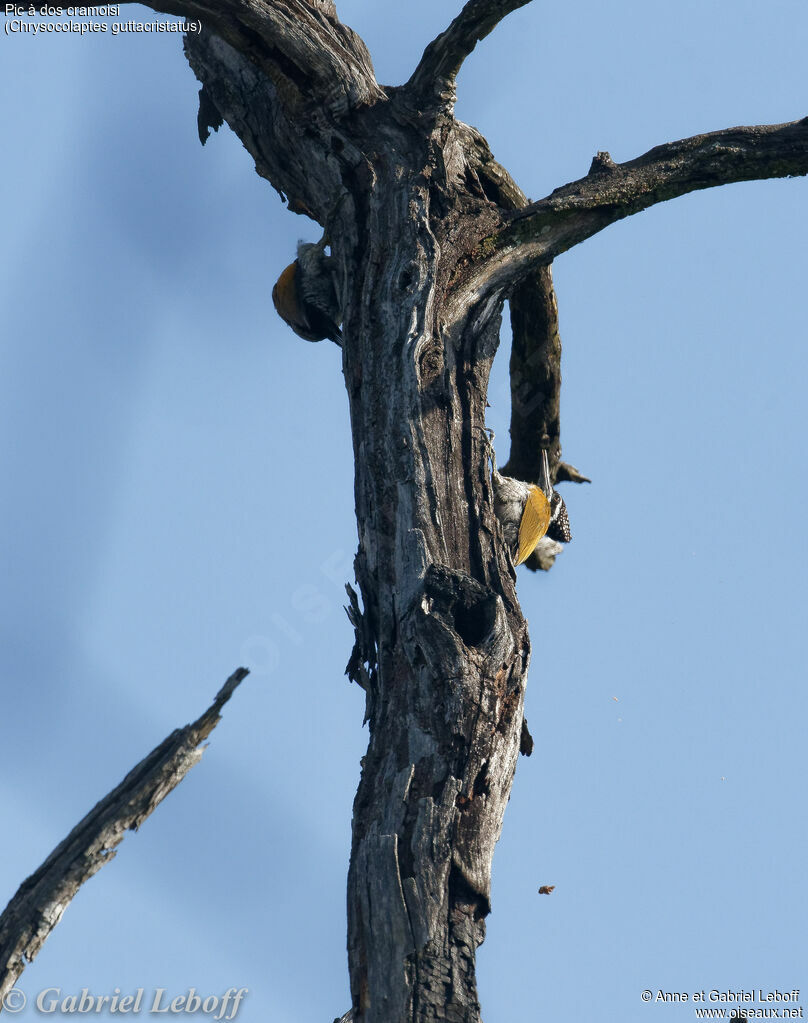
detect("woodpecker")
(272, 239), (342, 346)
(484, 430), (571, 566)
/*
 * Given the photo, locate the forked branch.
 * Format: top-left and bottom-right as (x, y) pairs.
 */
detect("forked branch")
(0, 668), (249, 1001)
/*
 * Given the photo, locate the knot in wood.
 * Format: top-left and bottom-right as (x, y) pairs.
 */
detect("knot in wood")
(588, 150), (618, 175)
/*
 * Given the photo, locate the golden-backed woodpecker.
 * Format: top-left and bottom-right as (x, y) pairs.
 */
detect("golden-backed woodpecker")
(272, 240), (342, 346)
(486, 431), (571, 565)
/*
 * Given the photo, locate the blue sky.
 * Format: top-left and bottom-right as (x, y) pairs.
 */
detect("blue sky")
(1, 2), (806, 1020)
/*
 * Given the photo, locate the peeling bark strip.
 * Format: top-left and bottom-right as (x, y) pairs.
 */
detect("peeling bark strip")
(72, 2), (807, 1021)
(0, 668), (249, 1001)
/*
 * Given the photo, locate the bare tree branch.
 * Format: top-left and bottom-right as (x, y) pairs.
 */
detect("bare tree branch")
(116, 0), (380, 114)
(183, 30), (357, 225)
(455, 123), (587, 570)
(502, 268), (561, 483)
(456, 128), (566, 484)
(458, 118), (808, 305)
(405, 0), (533, 111)
(0, 668), (249, 1001)
(162, 0), (382, 228)
(500, 265), (565, 572)
(450, 118), (806, 569)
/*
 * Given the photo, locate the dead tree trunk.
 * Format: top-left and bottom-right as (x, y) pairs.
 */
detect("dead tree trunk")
(184, 18), (540, 1016)
(103, 2), (806, 1019)
(301, 115), (529, 1020)
(342, 179), (527, 1019)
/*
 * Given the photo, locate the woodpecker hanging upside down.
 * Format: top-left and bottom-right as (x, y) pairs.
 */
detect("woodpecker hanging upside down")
(484, 430), (571, 566)
(272, 239), (343, 346)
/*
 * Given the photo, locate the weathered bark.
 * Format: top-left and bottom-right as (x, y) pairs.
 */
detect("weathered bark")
(22, 2), (807, 1020)
(0, 668), (249, 1002)
(459, 119), (808, 302)
(341, 186), (526, 1021)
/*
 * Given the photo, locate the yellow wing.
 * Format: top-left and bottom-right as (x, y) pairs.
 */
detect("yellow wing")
(516, 486), (551, 565)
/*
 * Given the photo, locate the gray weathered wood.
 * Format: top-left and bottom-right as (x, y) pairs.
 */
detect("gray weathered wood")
(0, 668), (248, 1002)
